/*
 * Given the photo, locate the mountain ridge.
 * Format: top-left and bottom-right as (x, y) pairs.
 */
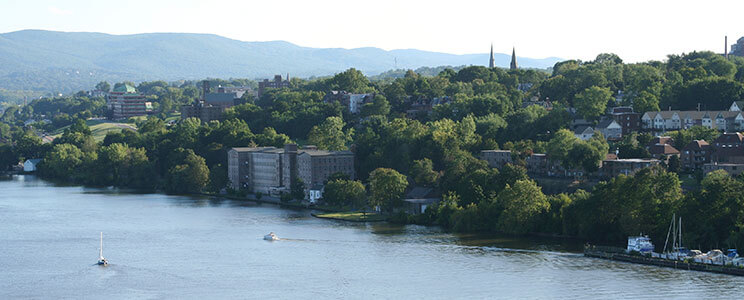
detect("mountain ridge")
(0, 29), (563, 98)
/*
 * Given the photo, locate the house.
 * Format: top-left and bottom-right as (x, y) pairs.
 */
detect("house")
(711, 132), (744, 164)
(610, 106), (641, 135)
(406, 96), (451, 118)
(644, 136), (679, 160)
(323, 91), (375, 114)
(641, 110), (744, 132)
(522, 99), (552, 110)
(480, 150), (512, 169)
(526, 154), (549, 175)
(730, 101), (744, 112)
(596, 119), (622, 140)
(403, 187), (440, 214)
(574, 126), (595, 141)
(680, 140), (712, 171)
(23, 159), (42, 172)
(600, 159), (660, 178)
(647, 143), (680, 160)
(702, 163), (744, 176)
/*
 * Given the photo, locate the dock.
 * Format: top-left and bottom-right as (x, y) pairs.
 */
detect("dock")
(584, 245), (744, 276)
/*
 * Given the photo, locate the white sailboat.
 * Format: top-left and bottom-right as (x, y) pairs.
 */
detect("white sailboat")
(662, 214), (688, 259)
(97, 232), (108, 266)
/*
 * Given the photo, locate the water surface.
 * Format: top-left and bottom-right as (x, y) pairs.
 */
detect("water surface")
(1, 175), (742, 299)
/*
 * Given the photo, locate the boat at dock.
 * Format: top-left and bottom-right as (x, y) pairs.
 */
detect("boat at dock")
(585, 216), (744, 276)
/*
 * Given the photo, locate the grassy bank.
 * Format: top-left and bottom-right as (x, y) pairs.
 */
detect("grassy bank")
(51, 119), (137, 142)
(312, 212), (388, 222)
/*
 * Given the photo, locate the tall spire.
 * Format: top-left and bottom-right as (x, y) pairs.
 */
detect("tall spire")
(489, 43), (495, 68)
(510, 47), (518, 70)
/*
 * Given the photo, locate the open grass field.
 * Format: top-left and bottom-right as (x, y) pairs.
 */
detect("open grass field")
(50, 119), (137, 142)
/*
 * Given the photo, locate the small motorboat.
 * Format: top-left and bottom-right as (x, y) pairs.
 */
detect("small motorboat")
(97, 232), (108, 266)
(264, 232), (279, 241)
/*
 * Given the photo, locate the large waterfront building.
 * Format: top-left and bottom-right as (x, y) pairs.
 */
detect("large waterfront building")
(228, 144), (355, 197)
(297, 148), (355, 188)
(107, 84), (147, 119)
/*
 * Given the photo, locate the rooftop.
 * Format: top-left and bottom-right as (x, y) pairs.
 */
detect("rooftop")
(112, 84), (136, 93)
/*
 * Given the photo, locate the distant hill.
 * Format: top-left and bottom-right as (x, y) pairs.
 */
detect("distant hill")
(0, 30), (563, 100)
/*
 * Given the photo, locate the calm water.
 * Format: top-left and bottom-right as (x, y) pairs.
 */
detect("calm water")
(1, 175), (743, 299)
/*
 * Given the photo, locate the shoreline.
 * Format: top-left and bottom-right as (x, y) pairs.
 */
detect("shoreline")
(585, 245), (744, 276)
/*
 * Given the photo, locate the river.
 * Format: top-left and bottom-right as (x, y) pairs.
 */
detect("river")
(1, 175), (742, 299)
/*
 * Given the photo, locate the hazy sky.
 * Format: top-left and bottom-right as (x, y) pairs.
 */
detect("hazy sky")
(1, 0), (742, 62)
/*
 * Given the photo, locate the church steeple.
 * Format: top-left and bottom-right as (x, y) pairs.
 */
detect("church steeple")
(489, 43), (495, 68)
(510, 47), (518, 70)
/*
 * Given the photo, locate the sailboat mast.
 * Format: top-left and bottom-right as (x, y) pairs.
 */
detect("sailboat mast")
(679, 217), (682, 249)
(100, 232), (103, 258)
(672, 213), (677, 252)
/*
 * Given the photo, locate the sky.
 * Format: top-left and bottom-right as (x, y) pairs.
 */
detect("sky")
(1, 0), (743, 63)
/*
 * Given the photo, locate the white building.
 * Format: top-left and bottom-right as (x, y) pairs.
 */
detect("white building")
(641, 110), (744, 132)
(23, 159), (42, 172)
(597, 119), (623, 140)
(574, 126), (595, 141)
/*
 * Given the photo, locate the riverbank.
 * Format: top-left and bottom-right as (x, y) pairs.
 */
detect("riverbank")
(584, 245), (744, 276)
(311, 212), (388, 222)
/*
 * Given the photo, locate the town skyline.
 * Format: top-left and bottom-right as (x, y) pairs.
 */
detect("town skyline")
(2, 0), (744, 63)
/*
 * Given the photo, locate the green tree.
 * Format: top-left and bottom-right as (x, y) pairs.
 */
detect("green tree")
(95, 81), (111, 92)
(39, 143), (85, 180)
(574, 86), (612, 120)
(410, 158), (439, 187)
(494, 179), (550, 234)
(323, 179), (366, 209)
(308, 116), (353, 151)
(328, 68), (372, 93)
(683, 170), (744, 249)
(667, 155), (681, 173)
(360, 94), (391, 117)
(631, 91), (660, 113)
(165, 150), (209, 194)
(547, 129), (580, 164)
(368, 168), (408, 212)
(291, 177), (305, 200)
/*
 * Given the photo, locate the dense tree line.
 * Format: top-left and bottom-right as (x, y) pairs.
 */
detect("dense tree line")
(3, 51), (744, 251)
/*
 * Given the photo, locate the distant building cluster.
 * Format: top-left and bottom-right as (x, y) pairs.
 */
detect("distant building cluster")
(181, 81), (255, 122)
(323, 91), (375, 114)
(729, 36), (744, 57)
(228, 144), (355, 202)
(258, 75), (290, 98)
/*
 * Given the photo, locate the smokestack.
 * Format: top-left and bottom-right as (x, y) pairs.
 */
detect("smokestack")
(726, 36), (729, 59)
